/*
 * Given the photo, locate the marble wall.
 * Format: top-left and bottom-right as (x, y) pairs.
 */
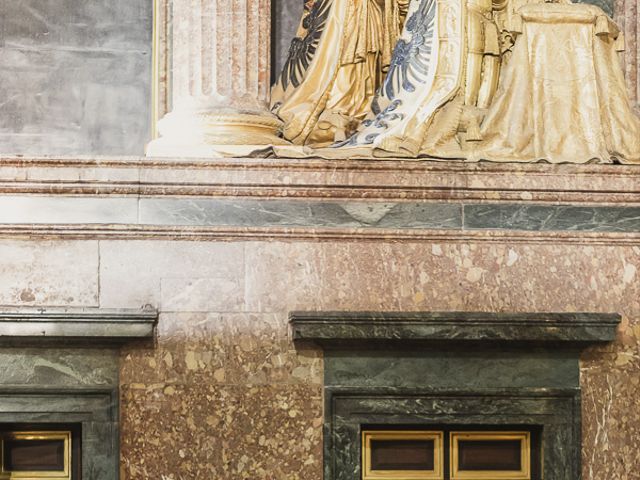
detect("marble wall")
(0, 0), (152, 155)
(1, 156), (639, 478)
(2, 236), (638, 479)
(117, 240), (639, 479)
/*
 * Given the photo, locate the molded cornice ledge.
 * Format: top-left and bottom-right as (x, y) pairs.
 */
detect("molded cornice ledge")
(0, 307), (158, 345)
(290, 311), (621, 348)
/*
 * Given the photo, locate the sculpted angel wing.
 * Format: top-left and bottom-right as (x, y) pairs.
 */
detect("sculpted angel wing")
(382, 0), (437, 99)
(280, 0), (332, 90)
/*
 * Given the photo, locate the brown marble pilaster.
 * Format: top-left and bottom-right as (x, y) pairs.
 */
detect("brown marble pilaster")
(147, 0), (286, 157)
(616, 0), (639, 109)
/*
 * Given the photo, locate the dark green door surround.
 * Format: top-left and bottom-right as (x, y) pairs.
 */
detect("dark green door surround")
(290, 312), (620, 480)
(0, 308), (157, 480)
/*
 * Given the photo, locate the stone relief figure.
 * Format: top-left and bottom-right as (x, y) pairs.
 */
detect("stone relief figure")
(271, 0), (409, 146)
(272, 0), (640, 163)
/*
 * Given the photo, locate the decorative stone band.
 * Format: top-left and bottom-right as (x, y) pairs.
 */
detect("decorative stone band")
(1, 157), (640, 243)
(0, 198), (639, 243)
(2, 157), (639, 203)
(290, 311), (621, 347)
(308, 311), (621, 479)
(0, 307), (158, 345)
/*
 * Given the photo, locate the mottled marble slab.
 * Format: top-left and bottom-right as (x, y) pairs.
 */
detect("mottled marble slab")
(464, 204), (640, 232)
(139, 198), (463, 230)
(290, 311), (621, 345)
(0, 240), (99, 306)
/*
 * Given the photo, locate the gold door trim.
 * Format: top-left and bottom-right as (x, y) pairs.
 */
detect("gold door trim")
(450, 431), (531, 480)
(362, 430), (444, 480)
(0, 431), (71, 480)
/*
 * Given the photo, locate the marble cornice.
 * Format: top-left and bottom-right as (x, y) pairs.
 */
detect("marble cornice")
(1, 156), (639, 204)
(0, 307), (158, 345)
(290, 311), (621, 347)
(1, 156), (640, 243)
(2, 224), (640, 245)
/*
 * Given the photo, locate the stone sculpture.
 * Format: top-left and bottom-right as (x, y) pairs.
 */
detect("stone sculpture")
(271, 0), (410, 146)
(272, 0), (640, 163)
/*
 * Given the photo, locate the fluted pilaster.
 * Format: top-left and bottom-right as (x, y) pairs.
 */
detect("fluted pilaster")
(147, 0), (286, 157)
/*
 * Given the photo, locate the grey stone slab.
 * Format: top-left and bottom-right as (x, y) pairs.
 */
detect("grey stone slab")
(0, 307), (157, 345)
(0, 196), (138, 224)
(464, 204), (640, 232)
(139, 198), (462, 229)
(0, 0), (151, 155)
(0, 389), (115, 419)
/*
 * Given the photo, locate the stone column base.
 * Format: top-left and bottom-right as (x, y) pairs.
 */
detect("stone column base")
(147, 110), (289, 158)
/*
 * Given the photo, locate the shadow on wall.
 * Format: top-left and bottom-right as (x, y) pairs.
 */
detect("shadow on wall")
(272, 0), (305, 85)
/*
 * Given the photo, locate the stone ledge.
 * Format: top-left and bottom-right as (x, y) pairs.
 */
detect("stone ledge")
(2, 197), (640, 232)
(0, 307), (157, 344)
(290, 311), (621, 347)
(1, 156), (639, 242)
(1, 156), (639, 204)
(2, 224), (640, 245)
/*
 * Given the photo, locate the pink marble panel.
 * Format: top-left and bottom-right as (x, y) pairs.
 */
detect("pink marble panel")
(119, 240), (640, 479)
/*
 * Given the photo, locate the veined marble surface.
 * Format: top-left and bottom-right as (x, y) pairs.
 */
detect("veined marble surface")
(0, 158), (638, 479)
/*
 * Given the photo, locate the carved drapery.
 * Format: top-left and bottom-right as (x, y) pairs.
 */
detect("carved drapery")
(268, 0), (639, 163)
(148, 0), (638, 158)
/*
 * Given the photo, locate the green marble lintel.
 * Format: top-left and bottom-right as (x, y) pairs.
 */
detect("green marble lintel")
(290, 311), (621, 347)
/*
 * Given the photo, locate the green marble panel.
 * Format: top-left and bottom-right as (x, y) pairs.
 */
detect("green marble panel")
(325, 348), (579, 390)
(464, 204), (640, 232)
(0, 348), (121, 479)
